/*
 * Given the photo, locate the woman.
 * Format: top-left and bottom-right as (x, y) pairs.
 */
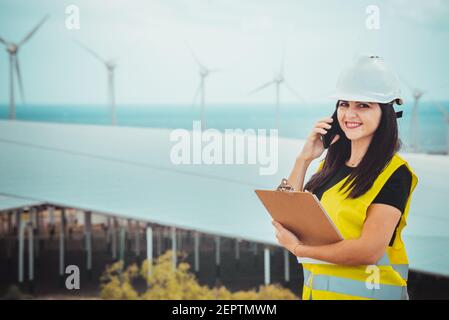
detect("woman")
(272, 56), (418, 300)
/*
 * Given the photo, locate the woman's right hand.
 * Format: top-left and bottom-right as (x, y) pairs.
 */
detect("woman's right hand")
(297, 117), (340, 162)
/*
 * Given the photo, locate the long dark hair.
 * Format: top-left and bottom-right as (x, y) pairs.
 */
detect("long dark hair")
(304, 101), (401, 199)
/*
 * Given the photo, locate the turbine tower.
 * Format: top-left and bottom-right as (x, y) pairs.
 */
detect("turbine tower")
(76, 41), (118, 125)
(432, 100), (449, 155)
(0, 15), (49, 120)
(409, 87), (425, 152)
(188, 45), (218, 131)
(250, 51), (303, 131)
(400, 77), (428, 152)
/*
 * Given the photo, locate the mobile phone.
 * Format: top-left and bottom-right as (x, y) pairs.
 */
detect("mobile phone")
(321, 110), (344, 149)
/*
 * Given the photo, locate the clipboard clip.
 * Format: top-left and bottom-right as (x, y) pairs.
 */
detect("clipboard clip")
(277, 178), (296, 192)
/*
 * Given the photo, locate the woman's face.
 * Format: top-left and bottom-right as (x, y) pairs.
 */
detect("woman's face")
(337, 100), (382, 141)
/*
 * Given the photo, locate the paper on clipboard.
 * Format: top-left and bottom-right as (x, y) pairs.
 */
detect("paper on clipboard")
(255, 189), (344, 265)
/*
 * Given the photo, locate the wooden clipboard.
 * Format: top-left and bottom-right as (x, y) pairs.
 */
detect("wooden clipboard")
(255, 189), (344, 264)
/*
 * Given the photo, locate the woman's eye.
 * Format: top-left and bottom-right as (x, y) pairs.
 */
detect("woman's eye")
(359, 104), (370, 108)
(339, 102), (349, 107)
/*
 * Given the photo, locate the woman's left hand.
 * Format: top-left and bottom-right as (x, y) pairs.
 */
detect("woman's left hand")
(272, 220), (303, 256)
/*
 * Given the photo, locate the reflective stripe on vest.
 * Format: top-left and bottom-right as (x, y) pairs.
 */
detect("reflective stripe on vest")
(300, 253), (389, 281)
(301, 260), (409, 299)
(303, 268), (312, 286)
(392, 264), (409, 281)
(376, 253), (390, 266)
(305, 273), (408, 300)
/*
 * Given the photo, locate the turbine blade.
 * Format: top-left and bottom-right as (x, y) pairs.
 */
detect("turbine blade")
(434, 80), (449, 92)
(284, 80), (304, 102)
(249, 80), (275, 94)
(430, 99), (449, 119)
(398, 75), (416, 93)
(280, 47), (286, 75)
(0, 36), (8, 46)
(18, 14), (49, 47)
(208, 68), (221, 74)
(15, 55), (25, 103)
(185, 41), (205, 69)
(74, 40), (107, 64)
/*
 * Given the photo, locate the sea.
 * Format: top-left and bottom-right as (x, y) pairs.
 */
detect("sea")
(1, 102), (448, 154)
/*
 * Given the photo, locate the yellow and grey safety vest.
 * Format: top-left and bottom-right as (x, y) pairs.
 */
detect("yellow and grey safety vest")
(301, 153), (418, 300)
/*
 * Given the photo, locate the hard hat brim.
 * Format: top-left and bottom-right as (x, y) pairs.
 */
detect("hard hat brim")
(329, 92), (403, 105)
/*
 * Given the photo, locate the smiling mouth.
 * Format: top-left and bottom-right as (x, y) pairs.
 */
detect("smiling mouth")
(345, 121), (363, 129)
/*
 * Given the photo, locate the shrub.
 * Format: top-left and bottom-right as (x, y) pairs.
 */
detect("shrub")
(100, 250), (297, 300)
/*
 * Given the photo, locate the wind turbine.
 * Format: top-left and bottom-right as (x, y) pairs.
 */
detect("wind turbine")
(188, 45), (218, 131)
(0, 15), (49, 120)
(401, 79), (426, 152)
(76, 41), (118, 125)
(431, 100), (449, 155)
(401, 76), (449, 154)
(250, 51), (303, 131)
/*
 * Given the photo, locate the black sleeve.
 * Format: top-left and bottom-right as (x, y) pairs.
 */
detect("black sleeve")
(372, 164), (412, 214)
(372, 164), (412, 247)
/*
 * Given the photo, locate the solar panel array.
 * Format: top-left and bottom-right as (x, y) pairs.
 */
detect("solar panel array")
(0, 120), (448, 276)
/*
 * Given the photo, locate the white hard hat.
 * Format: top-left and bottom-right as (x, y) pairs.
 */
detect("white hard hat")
(330, 55), (403, 106)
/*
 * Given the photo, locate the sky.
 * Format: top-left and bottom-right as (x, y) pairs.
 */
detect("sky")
(0, 0), (448, 106)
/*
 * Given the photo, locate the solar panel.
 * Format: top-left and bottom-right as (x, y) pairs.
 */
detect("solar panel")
(0, 120), (448, 276)
(0, 194), (42, 212)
